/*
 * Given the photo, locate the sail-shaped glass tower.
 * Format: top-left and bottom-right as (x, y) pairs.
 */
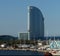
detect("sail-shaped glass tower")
(28, 6), (44, 40)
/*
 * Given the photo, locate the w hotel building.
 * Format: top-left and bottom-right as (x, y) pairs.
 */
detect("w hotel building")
(28, 6), (44, 40)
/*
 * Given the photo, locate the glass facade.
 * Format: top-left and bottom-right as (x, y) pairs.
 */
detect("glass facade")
(50, 40), (60, 49)
(18, 33), (28, 40)
(28, 6), (44, 40)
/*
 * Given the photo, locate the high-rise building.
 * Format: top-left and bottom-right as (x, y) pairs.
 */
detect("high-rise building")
(28, 6), (44, 40)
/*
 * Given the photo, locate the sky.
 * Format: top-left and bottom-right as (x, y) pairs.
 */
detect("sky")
(0, 0), (60, 37)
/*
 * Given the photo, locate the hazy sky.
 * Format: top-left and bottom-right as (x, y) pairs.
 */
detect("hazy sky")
(0, 0), (60, 36)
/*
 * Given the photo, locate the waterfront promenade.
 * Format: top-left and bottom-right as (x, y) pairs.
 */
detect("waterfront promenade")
(0, 48), (60, 56)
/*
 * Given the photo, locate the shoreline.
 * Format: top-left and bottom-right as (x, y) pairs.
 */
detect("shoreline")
(0, 48), (60, 56)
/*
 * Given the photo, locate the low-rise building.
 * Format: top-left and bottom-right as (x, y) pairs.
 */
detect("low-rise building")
(18, 32), (28, 40)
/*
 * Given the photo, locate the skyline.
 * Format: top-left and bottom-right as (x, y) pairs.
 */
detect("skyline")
(0, 0), (60, 36)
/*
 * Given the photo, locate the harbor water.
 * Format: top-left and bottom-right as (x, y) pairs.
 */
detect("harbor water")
(0, 50), (44, 56)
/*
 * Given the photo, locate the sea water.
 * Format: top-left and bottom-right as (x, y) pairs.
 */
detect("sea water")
(0, 50), (44, 56)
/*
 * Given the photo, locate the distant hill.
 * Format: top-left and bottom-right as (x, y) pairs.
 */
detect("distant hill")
(0, 35), (17, 41)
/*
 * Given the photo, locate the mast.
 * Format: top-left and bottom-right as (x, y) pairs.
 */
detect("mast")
(46, 31), (48, 45)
